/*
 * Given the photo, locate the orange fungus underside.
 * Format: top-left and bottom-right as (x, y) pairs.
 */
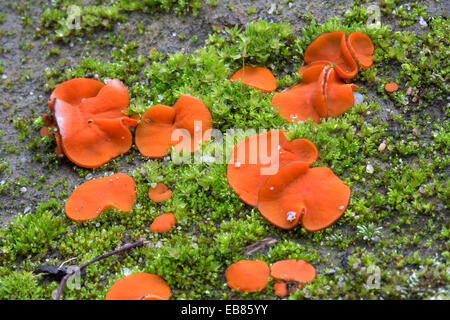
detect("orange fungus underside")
(230, 66), (277, 93)
(225, 260), (270, 293)
(227, 131), (318, 207)
(270, 259), (316, 283)
(105, 273), (171, 300)
(49, 78), (137, 168)
(65, 173), (136, 222)
(135, 95), (212, 158)
(258, 161), (350, 231)
(148, 183), (172, 202)
(150, 213), (176, 233)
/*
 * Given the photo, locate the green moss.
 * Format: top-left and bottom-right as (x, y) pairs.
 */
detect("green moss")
(0, 199), (67, 260)
(0, 270), (45, 299)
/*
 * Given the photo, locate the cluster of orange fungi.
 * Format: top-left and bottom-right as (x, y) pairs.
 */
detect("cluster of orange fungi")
(42, 79), (212, 168)
(41, 30), (375, 299)
(226, 31), (374, 232)
(231, 31), (374, 124)
(65, 174), (175, 233)
(225, 259), (315, 297)
(227, 131), (350, 232)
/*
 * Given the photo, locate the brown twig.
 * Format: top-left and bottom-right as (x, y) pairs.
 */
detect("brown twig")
(243, 237), (278, 256)
(54, 239), (145, 300)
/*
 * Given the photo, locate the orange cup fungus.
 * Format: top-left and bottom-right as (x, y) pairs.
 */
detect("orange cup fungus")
(227, 131), (318, 207)
(65, 173), (136, 222)
(273, 281), (288, 298)
(45, 78), (138, 168)
(304, 31), (374, 79)
(273, 31), (373, 123)
(135, 95), (212, 158)
(258, 161), (350, 232)
(230, 66), (277, 93)
(385, 82), (399, 93)
(148, 183), (173, 203)
(346, 32), (375, 69)
(270, 259), (316, 284)
(225, 260), (270, 293)
(225, 259), (316, 297)
(105, 273), (171, 300)
(150, 213), (176, 233)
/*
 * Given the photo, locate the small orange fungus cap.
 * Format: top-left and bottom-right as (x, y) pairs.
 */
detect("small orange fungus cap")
(230, 66), (277, 93)
(270, 259), (316, 283)
(148, 183), (172, 202)
(150, 213), (176, 233)
(227, 131), (318, 207)
(225, 260), (270, 293)
(65, 173), (136, 222)
(135, 95), (212, 158)
(105, 273), (171, 300)
(273, 281), (288, 297)
(385, 82), (399, 92)
(258, 161), (350, 231)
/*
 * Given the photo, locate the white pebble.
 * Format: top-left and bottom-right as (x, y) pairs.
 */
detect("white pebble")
(419, 16), (428, 27)
(123, 268), (131, 276)
(286, 211), (297, 222)
(201, 156), (216, 163)
(366, 164), (374, 174)
(353, 92), (364, 104)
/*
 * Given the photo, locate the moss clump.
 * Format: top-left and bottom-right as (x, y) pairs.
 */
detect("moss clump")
(0, 199), (66, 260)
(0, 270), (45, 299)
